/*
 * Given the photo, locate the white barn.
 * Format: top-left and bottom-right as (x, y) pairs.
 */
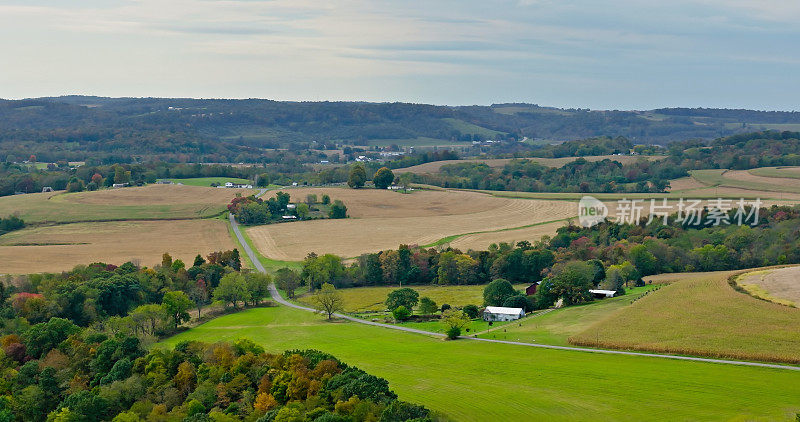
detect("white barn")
(482, 306), (525, 322)
(589, 289), (617, 298)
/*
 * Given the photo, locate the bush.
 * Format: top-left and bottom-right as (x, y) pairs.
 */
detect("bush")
(446, 326), (461, 340)
(392, 306), (411, 321)
(462, 304), (480, 319)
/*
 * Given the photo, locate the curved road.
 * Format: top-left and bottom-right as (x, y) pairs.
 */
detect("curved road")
(229, 213), (800, 372)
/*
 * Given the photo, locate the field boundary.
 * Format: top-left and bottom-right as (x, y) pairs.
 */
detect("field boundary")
(227, 213), (800, 371)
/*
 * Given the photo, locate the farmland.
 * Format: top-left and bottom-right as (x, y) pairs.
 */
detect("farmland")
(0, 219), (235, 273)
(248, 188), (576, 260)
(398, 154), (666, 174)
(0, 184), (251, 223)
(163, 177), (253, 187)
(295, 283), (528, 313)
(476, 285), (661, 346)
(689, 169), (800, 195)
(569, 270), (800, 363)
(736, 266), (800, 307)
(159, 304), (800, 421)
(749, 166), (800, 179)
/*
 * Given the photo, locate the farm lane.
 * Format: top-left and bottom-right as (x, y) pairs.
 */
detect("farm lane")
(228, 213), (800, 372)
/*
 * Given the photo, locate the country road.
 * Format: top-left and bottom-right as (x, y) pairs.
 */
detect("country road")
(228, 212), (800, 372)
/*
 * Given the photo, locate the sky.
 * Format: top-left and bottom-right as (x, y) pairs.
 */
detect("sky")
(1, 0), (798, 110)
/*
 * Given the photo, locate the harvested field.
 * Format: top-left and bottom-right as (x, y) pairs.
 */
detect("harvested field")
(265, 187), (508, 218)
(249, 188), (575, 260)
(398, 155), (665, 174)
(569, 270), (800, 363)
(0, 219), (235, 273)
(690, 169), (800, 195)
(448, 220), (569, 250)
(0, 184), (250, 223)
(736, 266), (800, 307)
(667, 176), (708, 192)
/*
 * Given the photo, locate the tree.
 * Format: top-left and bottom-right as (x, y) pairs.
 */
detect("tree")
(462, 304), (480, 319)
(312, 283), (343, 320)
(483, 279), (516, 306)
(629, 245), (658, 276)
(441, 309), (470, 340)
(245, 272), (272, 306)
(549, 261), (595, 306)
(23, 318), (80, 358)
(66, 176), (84, 193)
(397, 172), (413, 192)
(372, 167), (394, 189)
(162, 291), (193, 328)
(91, 173), (103, 186)
(306, 194), (318, 205)
(296, 203), (310, 219)
(502, 294), (532, 312)
(418, 297), (438, 315)
(385, 288), (419, 311)
(321, 194), (331, 205)
(275, 268), (301, 298)
(392, 305), (411, 321)
(348, 164), (367, 188)
(213, 273), (250, 309)
(329, 200), (348, 219)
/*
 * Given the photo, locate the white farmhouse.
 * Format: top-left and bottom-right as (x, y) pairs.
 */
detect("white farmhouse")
(482, 306), (525, 322)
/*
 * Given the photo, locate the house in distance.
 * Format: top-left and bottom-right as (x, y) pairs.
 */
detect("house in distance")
(483, 306), (525, 322)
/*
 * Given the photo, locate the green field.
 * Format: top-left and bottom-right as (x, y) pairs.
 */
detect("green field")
(749, 167), (800, 180)
(0, 190), (230, 224)
(164, 177), (253, 187)
(442, 118), (505, 138)
(296, 283), (528, 313)
(159, 305), (800, 420)
(477, 285), (658, 345)
(570, 271), (800, 363)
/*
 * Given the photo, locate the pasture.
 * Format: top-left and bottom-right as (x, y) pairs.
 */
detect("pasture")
(477, 285), (659, 346)
(159, 305), (800, 421)
(569, 270), (800, 363)
(295, 283), (528, 313)
(248, 188), (575, 260)
(736, 266), (800, 307)
(0, 219), (235, 273)
(398, 155), (665, 174)
(0, 184), (251, 223)
(690, 169), (800, 195)
(749, 166), (800, 180)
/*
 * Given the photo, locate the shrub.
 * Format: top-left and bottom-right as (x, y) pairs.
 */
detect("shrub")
(446, 326), (461, 340)
(392, 306), (411, 321)
(462, 304), (480, 319)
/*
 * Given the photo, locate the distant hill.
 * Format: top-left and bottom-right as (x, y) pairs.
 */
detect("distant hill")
(2, 96), (800, 162)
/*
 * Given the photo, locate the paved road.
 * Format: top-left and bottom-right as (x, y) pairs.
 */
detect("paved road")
(228, 213), (800, 372)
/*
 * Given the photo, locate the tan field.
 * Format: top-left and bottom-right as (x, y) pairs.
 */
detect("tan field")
(249, 188), (576, 260)
(736, 266), (800, 306)
(448, 220), (569, 250)
(667, 176), (708, 192)
(0, 219), (235, 273)
(0, 184), (252, 223)
(397, 155), (665, 174)
(723, 170), (800, 192)
(570, 270), (800, 363)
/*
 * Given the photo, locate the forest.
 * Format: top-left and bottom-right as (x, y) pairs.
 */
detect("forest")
(3, 96), (800, 164)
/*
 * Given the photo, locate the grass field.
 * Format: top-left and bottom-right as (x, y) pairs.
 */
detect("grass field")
(164, 177), (253, 187)
(248, 188), (575, 260)
(0, 184), (251, 223)
(690, 169), (800, 195)
(295, 283), (528, 313)
(159, 305), (800, 420)
(0, 219), (235, 273)
(476, 285), (660, 346)
(569, 270), (800, 363)
(398, 155), (665, 174)
(736, 266), (800, 307)
(749, 166), (800, 180)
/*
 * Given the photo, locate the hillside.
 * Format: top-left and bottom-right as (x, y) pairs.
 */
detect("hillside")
(4, 97), (800, 163)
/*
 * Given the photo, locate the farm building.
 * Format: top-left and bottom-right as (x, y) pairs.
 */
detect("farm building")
(42, 186), (54, 192)
(589, 289), (617, 299)
(525, 282), (539, 296)
(483, 306), (525, 322)
(224, 182), (253, 189)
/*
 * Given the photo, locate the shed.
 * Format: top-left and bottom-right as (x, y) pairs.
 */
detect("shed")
(589, 289), (617, 299)
(482, 306), (525, 322)
(525, 282), (539, 296)
(42, 186), (54, 192)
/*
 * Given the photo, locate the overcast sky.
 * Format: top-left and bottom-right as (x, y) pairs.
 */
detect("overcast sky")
(1, 0), (798, 110)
